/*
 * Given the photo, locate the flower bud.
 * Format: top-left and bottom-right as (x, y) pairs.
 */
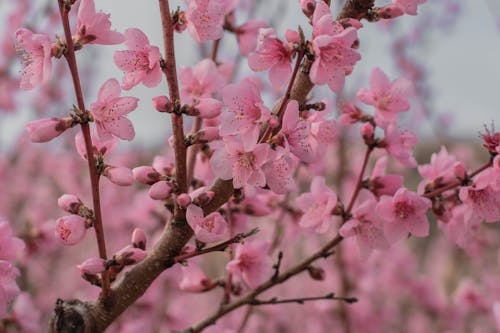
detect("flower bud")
(152, 95), (171, 113)
(268, 116), (279, 128)
(376, 4), (404, 19)
(114, 245), (147, 265)
(25, 117), (74, 143)
(57, 194), (82, 214)
(77, 257), (106, 275)
(193, 127), (220, 143)
(55, 215), (87, 246)
(361, 123), (374, 138)
(148, 181), (172, 200)
(131, 228), (147, 250)
(177, 193), (192, 208)
(132, 166), (161, 185)
(307, 266), (325, 281)
(453, 161), (467, 179)
(192, 191), (215, 206)
(103, 166), (134, 186)
(195, 98), (223, 119)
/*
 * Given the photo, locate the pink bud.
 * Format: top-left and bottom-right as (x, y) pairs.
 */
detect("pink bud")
(194, 127), (220, 143)
(152, 95), (171, 113)
(177, 193), (192, 208)
(77, 257), (106, 275)
(454, 161), (467, 179)
(57, 194), (82, 214)
(148, 181), (172, 200)
(377, 4), (404, 19)
(103, 166), (134, 186)
(55, 215), (87, 246)
(195, 98), (223, 119)
(307, 266), (325, 281)
(115, 245), (147, 265)
(25, 117), (74, 143)
(268, 116), (279, 128)
(131, 228), (147, 250)
(132, 166), (161, 185)
(361, 123), (374, 138)
(299, 0), (316, 17)
(192, 190), (215, 206)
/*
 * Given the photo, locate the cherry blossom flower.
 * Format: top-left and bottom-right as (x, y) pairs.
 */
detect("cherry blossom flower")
(90, 78), (138, 141)
(15, 28), (52, 90)
(114, 28), (162, 90)
(357, 67), (413, 127)
(0, 220), (25, 262)
(236, 20), (268, 56)
(392, 0), (427, 16)
(439, 205), (481, 251)
(55, 215), (87, 246)
(75, 129), (119, 160)
(369, 156), (403, 197)
(339, 198), (389, 258)
(278, 100), (318, 162)
(459, 182), (500, 223)
(262, 147), (297, 194)
(226, 241), (273, 288)
(185, 0), (230, 43)
(310, 27), (361, 93)
(248, 28), (294, 90)
(417, 146), (457, 193)
(383, 124), (418, 167)
(311, 1), (345, 38)
(211, 136), (271, 189)
(296, 176), (338, 233)
(376, 188), (432, 242)
(75, 0), (124, 45)
(220, 79), (270, 147)
(0, 261), (20, 319)
(180, 59), (225, 102)
(186, 204), (228, 243)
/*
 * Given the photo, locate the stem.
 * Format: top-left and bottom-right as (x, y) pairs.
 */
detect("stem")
(57, 0), (110, 296)
(159, 0), (188, 209)
(174, 228), (259, 263)
(248, 293), (357, 306)
(345, 146), (373, 215)
(185, 235), (344, 333)
(423, 161), (493, 199)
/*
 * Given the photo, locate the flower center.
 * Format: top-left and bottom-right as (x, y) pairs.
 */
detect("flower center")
(394, 201), (414, 220)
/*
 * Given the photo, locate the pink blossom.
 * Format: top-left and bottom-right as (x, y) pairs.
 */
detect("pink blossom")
(220, 79), (270, 147)
(459, 182), (500, 223)
(180, 59), (225, 102)
(152, 95), (172, 113)
(417, 146), (457, 193)
(376, 188), (432, 242)
(77, 257), (106, 275)
(114, 245), (147, 265)
(237, 20), (268, 56)
(114, 28), (162, 90)
(248, 28), (294, 90)
(210, 136), (270, 189)
(179, 264), (213, 292)
(226, 241), (273, 288)
(279, 100), (318, 162)
(369, 156), (403, 197)
(177, 193), (192, 209)
(475, 155), (500, 191)
(185, 0), (230, 43)
(440, 205), (481, 250)
(392, 0), (427, 16)
(339, 198), (389, 258)
(103, 166), (134, 186)
(75, 129), (119, 160)
(0, 261), (20, 319)
(57, 194), (83, 214)
(15, 28), (52, 90)
(383, 124), (418, 167)
(75, 0), (124, 45)
(312, 1), (344, 38)
(296, 176), (338, 233)
(186, 204), (227, 243)
(310, 28), (361, 93)
(148, 181), (172, 200)
(54, 215), (87, 246)
(0, 220), (25, 262)
(132, 166), (161, 185)
(357, 67), (413, 127)
(90, 78), (138, 141)
(25, 117), (74, 143)
(262, 147), (297, 195)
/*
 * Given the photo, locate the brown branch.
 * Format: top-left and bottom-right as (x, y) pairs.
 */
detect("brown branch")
(57, 0), (110, 296)
(248, 293), (357, 306)
(345, 146), (373, 215)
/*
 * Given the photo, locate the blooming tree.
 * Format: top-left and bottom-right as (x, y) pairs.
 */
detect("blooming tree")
(0, 0), (499, 332)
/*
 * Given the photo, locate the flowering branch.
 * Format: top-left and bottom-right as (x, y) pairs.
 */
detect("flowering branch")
(248, 293), (358, 306)
(56, 0), (110, 296)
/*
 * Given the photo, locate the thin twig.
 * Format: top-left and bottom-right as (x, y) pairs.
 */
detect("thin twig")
(248, 293), (357, 306)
